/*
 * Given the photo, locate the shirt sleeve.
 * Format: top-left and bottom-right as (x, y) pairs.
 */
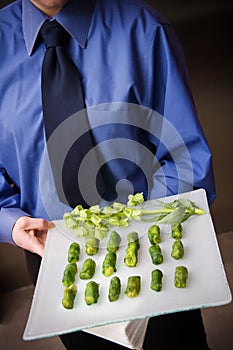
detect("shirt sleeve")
(145, 22), (216, 206)
(0, 168), (29, 244)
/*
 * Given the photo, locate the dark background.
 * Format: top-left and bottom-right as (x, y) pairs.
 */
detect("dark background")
(148, 0), (233, 234)
(1, 0), (233, 233)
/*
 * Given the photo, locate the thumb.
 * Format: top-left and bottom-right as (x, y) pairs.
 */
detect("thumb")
(17, 217), (55, 231)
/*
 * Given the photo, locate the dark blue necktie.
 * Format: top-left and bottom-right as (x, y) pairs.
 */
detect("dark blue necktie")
(40, 20), (90, 208)
(40, 19), (84, 138)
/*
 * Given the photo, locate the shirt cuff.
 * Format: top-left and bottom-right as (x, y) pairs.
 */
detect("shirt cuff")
(0, 207), (30, 245)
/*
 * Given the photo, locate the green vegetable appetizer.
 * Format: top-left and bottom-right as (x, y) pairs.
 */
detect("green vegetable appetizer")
(79, 258), (96, 280)
(108, 276), (121, 302)
(84, 281), (100, 305)
(124, 275), (141, 298)
(124, 242), (139, 267)
(124, 231), (140, 267)
(85, 237), (100, 256)
(107, 231), (121, 253)
(150, 269), (163, 292)
(62, 262), (78, 287)
(171, 239), (184, 260)
(62, 284), (78, 309)
(68, 242), (80, 263)
(171, 222), (183, 239)
(148, 224), (161, 244)
(127, 231), (140, 249)
(102, 252), (117, 277)
(149, 244), (163, 265)
(174, 266), (188, 288)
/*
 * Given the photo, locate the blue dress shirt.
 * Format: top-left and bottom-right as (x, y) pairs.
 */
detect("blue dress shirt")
(0, 0), (215, 244)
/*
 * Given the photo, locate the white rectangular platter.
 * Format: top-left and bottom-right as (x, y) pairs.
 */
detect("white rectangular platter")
(23, 189), (232, 341)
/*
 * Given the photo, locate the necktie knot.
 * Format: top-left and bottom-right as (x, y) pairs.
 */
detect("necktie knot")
(40, 20), (70, 49)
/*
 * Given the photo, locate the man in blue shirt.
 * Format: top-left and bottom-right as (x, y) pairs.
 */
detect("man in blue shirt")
(0, 0), (214, 349)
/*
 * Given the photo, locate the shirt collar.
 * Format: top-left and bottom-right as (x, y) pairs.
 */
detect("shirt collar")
(22, 0), (95, 56)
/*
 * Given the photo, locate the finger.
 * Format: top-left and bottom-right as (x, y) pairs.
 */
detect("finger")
(27, 235), (45, 257)
(28, 229), (35, 237)
(35, 230), (47, 245)
(14, 231), (45, 257)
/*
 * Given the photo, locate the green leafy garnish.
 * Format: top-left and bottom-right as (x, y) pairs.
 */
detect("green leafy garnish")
(63, 193), (205, 240)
